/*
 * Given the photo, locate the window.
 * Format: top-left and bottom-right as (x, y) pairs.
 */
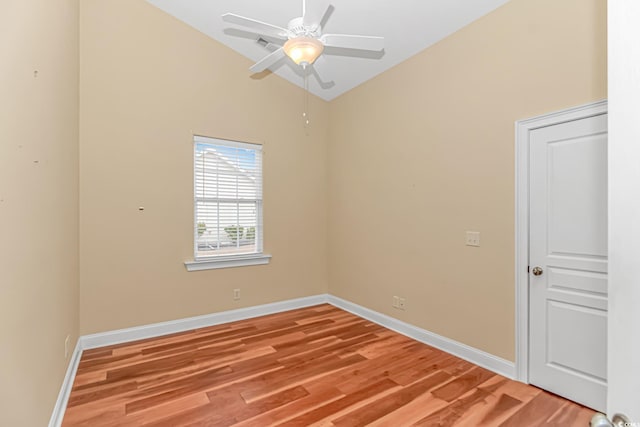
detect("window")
(185, 136), (270, 271)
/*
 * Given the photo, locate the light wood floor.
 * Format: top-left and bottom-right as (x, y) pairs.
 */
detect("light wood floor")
(62, 304), (594, 426)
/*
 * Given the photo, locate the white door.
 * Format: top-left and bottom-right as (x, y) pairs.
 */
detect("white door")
(529, 113), (608, 411)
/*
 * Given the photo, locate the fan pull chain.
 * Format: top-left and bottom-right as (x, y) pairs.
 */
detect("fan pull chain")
(302, 65), (310, 131)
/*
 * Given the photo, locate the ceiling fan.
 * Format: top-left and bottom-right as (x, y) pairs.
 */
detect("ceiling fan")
(222, 0), (385, 84)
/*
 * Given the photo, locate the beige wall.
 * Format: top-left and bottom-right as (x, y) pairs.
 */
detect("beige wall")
(0, 0), (80, 426)
(79, 0), (329, 334)
(328, 0), (607, 361)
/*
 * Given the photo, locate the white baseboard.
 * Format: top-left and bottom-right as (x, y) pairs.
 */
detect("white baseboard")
(327, 295), (516, 379)
(81, 294), (328, 350)
(48, 339), (82, 427)
(50, 292), (516, 426)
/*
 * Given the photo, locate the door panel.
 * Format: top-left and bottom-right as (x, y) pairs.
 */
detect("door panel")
(547, 301), (607, 380)
(547, 135), (608, 257)
(529, 113), (608, 411)
(547, 267), (607, 296)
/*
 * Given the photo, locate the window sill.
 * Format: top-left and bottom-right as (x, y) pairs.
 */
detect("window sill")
(184, 254), (272, 271)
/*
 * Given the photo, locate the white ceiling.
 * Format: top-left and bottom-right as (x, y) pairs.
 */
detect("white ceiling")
(145, 0), (511, 101)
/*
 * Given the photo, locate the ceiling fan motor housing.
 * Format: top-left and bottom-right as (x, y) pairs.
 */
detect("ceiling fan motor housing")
(287, 17), (321, 38)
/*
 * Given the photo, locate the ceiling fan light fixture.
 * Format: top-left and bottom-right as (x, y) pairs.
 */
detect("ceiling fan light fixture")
(283, 36), (324, 66)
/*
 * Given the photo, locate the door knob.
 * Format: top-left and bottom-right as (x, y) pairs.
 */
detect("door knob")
(532, 266), (543, 276)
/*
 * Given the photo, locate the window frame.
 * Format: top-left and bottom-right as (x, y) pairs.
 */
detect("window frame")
(185, 135), (271, 272)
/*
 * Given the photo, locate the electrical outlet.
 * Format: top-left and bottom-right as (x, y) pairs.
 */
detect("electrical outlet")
(64, 335), (70, 359)
(393, 296), (406, 310)
(465, 231), (481, 247)
(233, 288), (240, 301)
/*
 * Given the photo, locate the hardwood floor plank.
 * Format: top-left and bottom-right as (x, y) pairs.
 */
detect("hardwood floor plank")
(124, 365), (235, 414)
(62, 304), (595, 426)
(387, 350), (459, 387)
(332, 370), (453, 426)
(431, 366), (497, 402)
(81, 348), (113, 360)
(276, 332), (383, 367)
(470, 393), (523, 426)
(67, 380), (139, 408)
(240, 319), (335, 345)
(130, 346), (280, 395)
(497, 391), (568, 427)
(206, 384), (311, 425)
(547, 401), (595, 427)
(132, 393), (211, 425)
(366, 387), (450, 427)
(140, 326), (258, 355)
(142, 402), (233, 427)
(333, 371), (451, 426)
(481, 374), (543, 403)
(106, 352), (196, 382)
(355, 333), (413, 359)
(233, 385), (344, 427)
(75, 351), (142, 375)
(239, 353), (367, 403)
(63, 403), (128, 427)
(72, 370), (108, 388)
(412, 387), (493, 426)
(281, 379), (400, 426)
(323, 344), (438, 394)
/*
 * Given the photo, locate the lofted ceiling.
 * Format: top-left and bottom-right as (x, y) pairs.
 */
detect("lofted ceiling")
(145, 0), (511, 101)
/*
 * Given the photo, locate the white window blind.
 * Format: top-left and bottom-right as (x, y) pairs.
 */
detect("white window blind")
(193, 136), (263, 260)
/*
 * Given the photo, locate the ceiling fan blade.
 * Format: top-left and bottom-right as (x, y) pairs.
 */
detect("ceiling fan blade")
(321, 34), (384, 51)
(264, 42), (283, 50)
(222, 13), (289, 39)
(302, 0), (332, 29)
(312, 55), (333, 83)
(249, 48), (286, 73)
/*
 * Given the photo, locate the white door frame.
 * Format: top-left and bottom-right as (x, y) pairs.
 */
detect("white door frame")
(514, 99), (608, 382)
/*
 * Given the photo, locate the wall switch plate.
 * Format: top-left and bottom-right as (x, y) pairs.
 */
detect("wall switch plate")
(233, 289), (240, 300)
(465, 231), (481, 247)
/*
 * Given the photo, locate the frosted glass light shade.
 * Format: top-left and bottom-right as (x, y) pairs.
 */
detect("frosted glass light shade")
(283, 36), (324, 65)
